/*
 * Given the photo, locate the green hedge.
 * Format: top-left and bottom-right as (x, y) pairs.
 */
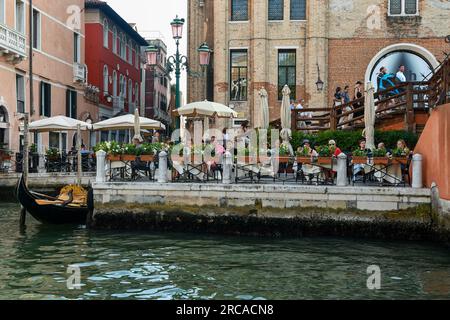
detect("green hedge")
(291, 130), (418, 153)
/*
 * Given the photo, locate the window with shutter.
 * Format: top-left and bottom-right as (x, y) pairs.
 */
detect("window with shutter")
(231, 0), (248, 21)
(40, 82), (51, 117)
(269, 0), (284, 21)
(389, 0), (418, 16)
(290, 0), (306, 20)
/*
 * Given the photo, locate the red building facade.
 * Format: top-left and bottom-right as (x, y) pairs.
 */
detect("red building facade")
(85, 0), (147, 125)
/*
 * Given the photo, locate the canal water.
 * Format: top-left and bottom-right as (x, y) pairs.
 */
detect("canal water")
(0, 203), (449, 300)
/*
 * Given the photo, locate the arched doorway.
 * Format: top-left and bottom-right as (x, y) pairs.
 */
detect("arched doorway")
(0, 105), (9, 151)
(365, 43), (439, 90)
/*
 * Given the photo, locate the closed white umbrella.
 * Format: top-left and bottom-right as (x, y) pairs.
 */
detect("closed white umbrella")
(364, 82), (376, 150)
(93, 114), (165, 131)
(132, 108), (143, 142)
(280, 85), (292, 143)
(258, 87), (270, 129)
(28, 115), (92, 132)
(173, 100), (238, 118)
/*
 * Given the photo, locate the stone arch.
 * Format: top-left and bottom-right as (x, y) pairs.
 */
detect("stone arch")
(364, 43), (439, 85)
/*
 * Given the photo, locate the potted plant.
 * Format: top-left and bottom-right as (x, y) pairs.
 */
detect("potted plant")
(391, 147), (410, 164)
(371, 148), (389, 165)
(315, 145), (333, 165)
(296, 146), (311, 164)
(138, 143), (156, 162)
(46, 148), (60, 161)
(121, 143), (137, 161)
(0, 149), (12, 161)
(29, 143), (38, 154)
(278, 144), (291, 163)
(96, 141), (122, 161)
(352, 149), (368, 164)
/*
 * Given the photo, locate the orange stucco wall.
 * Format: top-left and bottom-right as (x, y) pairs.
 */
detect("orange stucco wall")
(414, 103), (450, 200)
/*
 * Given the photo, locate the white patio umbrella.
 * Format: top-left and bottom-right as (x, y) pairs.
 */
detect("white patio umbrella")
(280, 85), (292, 143)
(257, 87), (270, 129)
(173, 100), (238, 118)
(132, 108), (143, 142)
(93, 114), (166, 131)
(28, 115), (92, 132)
(364, 82), (376, 150)
(29, 116), (92, 186)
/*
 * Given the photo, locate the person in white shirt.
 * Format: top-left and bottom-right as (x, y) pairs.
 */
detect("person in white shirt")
(290, 100), (296, 111)
(295, 100), (304, 110)
(396, 65), (406, 82)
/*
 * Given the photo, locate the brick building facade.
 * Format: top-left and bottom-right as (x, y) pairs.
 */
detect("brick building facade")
(187, 0), (450, 127)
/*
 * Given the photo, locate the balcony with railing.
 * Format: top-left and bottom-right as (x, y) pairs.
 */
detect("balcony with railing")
(112, 96), (125, 114)
(73, 63), (87, 83)
(0, 24), (27, 64)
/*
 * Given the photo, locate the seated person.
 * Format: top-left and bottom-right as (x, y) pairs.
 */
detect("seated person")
(205, 136), (225, 174)
(352, 139), (372, 182)
(80, 144), (91, 155)
(298, 140), (320, 181)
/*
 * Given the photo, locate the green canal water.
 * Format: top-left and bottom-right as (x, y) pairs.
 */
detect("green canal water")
(0, 203), (449, 300)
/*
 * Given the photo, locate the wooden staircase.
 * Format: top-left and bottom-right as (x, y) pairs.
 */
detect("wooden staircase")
(291, 55), (450, 135)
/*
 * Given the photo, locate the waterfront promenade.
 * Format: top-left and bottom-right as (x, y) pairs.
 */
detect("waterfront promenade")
(90, 181), (442, 241)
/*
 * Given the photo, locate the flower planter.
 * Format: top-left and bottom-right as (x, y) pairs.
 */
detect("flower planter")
(352, 156), (368, 164)
(107, 155), (121, 161)
(392, 157), (408, 165)
(121, 154), (136, 162)
(371, 157), (389, 165)
(296, 156), (312, 164)
(139, 155), (155, 162)
(277, 156), (291, 164)
(47, 155), (60, 161)
(316, 157), (332, 165)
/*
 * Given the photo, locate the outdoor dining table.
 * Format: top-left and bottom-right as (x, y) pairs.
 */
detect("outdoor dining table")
(296, 157), (335, 185)
(352, 156), (408, 186)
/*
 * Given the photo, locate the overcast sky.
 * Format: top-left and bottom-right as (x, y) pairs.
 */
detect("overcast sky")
(106, 0), (188, 97)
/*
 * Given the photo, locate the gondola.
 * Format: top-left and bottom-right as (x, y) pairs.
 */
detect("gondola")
(16, 175), (92, 225)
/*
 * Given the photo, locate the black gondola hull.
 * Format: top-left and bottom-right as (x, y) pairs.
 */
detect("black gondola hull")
(16, 176), (89, 225)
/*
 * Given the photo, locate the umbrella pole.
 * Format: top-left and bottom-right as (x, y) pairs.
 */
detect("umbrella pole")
(77, 124), (82, 185)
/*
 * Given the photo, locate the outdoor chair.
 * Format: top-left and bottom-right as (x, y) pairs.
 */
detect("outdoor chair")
(131, 157), (152, 180)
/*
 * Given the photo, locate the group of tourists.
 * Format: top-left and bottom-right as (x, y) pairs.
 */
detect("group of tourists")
(376, 65), (408, 112)
(290, 99), (314, 129)
(295, 137), (411, 184)
(333, 81), (364, 128)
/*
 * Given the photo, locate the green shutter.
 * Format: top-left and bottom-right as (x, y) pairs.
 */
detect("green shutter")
(66, 89), (70, 117)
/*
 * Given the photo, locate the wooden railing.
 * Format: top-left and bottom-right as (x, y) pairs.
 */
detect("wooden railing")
(428, 56), (450, 107)
(292, 55), (450, 133)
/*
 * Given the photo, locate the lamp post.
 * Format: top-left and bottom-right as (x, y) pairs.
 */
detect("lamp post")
(145, 16), (211, 130)
(316, 63), (324, 92)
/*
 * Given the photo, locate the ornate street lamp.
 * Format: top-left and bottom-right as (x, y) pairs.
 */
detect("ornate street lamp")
(145, 16), (211, 132)
(316, 63), (324, 92)
(170, 16), (185, 40)
(198, 42), (211, 67)
(145, 45), (159, 66)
